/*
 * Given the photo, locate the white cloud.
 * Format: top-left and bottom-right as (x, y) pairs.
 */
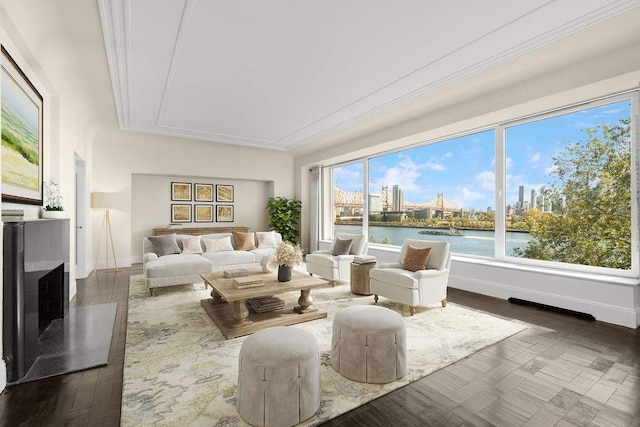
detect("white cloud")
(449, 186), (487, 209)
(424, 162), (446, 172)
(506, 157), (513, 170)
(476, 170), (494, 190)
(369, 156), (422, 194)
(529, 152), (541, 163)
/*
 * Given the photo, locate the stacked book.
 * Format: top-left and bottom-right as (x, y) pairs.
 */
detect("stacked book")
(224, 268), (249, 278)
(353, 254), (377, 264)
(233, 275), (264, 289)
(2, 209), (25, 222)
(247, 296), (285, 313)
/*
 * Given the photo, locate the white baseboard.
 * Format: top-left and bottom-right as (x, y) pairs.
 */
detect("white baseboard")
(0, 360), (6, 394)
(94, 257), (132, 270)
(449, 274), (639, 329)
(69, 279), (77, 302)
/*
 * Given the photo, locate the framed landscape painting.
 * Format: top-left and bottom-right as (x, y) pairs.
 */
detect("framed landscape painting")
(1, 46), (44, 205)
(194, 204), (213, 222)
(216, 205), (234, 222)
(216, 184), (234, 202)
(171, 204), (192, 223)
(171, 182), (192, 201)
(194, 183), (213, 202)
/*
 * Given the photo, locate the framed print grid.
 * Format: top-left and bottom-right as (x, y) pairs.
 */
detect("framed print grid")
(216, 205), (234, 222)
(171, 204), (192, 223)
(215, 184), (234, 202)
(194, 183), (213, 202)
(172, 182), (192, 201)
(194, 204), (214, 222)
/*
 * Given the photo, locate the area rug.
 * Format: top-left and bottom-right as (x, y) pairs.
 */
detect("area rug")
(121, 275), (526, 426)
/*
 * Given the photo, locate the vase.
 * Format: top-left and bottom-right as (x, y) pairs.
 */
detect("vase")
(277, 265), (292, 282)
(41, 210), (66, 219)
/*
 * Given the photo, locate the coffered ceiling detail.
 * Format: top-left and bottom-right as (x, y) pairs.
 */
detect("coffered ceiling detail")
(98, 0), (639, 151)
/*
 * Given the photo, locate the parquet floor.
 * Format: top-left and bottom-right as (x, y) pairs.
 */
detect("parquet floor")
(0, 266), (638, 426)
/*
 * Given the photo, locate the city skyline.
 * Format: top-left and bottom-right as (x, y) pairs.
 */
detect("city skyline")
(333, 99), (631, 211)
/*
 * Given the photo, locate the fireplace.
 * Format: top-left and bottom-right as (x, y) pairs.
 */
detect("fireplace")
(2, 219), (70, 383)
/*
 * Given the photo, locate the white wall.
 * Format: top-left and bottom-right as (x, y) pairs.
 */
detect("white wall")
(131, 174), (272, 262)
(92, 129), (294, 268)
(302, 14), (640, 328)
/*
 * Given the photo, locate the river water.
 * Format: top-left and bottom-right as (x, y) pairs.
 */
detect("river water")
(334, 224), (532, 257)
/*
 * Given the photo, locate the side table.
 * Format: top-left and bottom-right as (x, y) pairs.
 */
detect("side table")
(350, 262), (376, 295)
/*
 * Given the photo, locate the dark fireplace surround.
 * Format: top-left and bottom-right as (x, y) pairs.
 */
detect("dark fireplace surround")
(3, 219), (70, 383)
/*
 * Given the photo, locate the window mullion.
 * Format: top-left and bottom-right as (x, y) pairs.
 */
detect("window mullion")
(495, 125), (506, 259)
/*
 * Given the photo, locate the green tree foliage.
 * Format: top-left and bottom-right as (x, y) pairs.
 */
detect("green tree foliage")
(266, 197), (302, 244)
(514, 119), (631, 269)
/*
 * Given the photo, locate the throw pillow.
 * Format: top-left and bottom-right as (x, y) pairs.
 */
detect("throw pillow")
(203, 236), (235, 252)
(402, 245), (431, 272)
(181, 235), (203, 254)
(148, 234), (181, 257)
(233, 231), (256, 251)
(256, 231), (277, 248)
(331, 237), (353, 256)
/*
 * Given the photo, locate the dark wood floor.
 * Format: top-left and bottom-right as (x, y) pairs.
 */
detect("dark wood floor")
(1, 266), (638, 426)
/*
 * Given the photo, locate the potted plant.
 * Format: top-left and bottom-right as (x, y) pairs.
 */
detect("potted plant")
(266, 196), (302, 244)
(273, 241), (303, 282)
(42, 179), (65, 219)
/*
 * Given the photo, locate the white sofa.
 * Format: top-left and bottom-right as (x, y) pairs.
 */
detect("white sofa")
(142, 231), (282, 295)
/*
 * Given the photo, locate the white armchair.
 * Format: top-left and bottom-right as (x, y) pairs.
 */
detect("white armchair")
(305, 233), (368, 286)
(370, 239), (451, 315)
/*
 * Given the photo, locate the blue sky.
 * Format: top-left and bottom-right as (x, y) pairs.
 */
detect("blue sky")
(334, 99), (631, 211)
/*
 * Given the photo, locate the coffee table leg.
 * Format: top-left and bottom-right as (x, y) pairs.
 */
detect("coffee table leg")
(294, 289), (318, 314)
(233, 300), (249, 324)
(210, 288), (225, 304)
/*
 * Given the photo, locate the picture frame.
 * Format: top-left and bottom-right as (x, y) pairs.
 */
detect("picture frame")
(1, 46), (44, 205)
(216, 205), (234, 222)
(216, 184), (234, 202)
(194, 183), (213, 202)
(194, 204), (213, 222)
(171, 204), (192, 223)
(171, 182), (192, 201)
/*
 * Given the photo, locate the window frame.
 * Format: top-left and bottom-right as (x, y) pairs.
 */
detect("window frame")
(327, 90), (639, 278)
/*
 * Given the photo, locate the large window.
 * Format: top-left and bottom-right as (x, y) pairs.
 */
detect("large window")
(505, 98), (633, 270)
(332, 162), (363, 236)
(326, 91), (638, 276)
(366, 130), (495, 256)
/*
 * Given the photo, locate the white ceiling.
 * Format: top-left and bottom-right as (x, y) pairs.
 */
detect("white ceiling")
(98, 0), (639, 152)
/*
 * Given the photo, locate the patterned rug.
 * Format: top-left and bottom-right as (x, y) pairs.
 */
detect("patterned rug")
(121, 275), (527, 426)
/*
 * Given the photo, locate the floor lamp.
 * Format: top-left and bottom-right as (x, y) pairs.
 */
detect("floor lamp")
(92, 192), (118, 271)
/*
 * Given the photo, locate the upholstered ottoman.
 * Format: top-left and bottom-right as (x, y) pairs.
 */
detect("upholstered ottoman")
(332, 305), (407, 383)
(237, 327), (321, 427)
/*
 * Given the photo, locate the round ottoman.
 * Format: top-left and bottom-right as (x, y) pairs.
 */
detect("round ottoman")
(332, 305), (407, 384)
(237, 326), (321, 427)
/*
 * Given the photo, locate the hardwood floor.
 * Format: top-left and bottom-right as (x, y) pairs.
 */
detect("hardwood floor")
(1, 266), (638, 426)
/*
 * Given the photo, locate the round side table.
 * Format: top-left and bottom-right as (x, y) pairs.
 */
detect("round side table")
(350, 262), (376, 295)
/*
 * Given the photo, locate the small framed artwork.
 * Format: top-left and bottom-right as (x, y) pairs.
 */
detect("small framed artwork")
(171, 182), (192, 201)
(216, 205), (234, 222)
(194, 183), (213, 202)
(216, 184), (234, 202)
(171, 204), (192, 223)
(194, 204), (213, 222)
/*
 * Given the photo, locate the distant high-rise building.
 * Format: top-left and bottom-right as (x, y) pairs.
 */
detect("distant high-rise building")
(519, 185), (524, 204)
(369, 193), (383, 213)
(531, 189), (537, 209)
(392, 185), (404, 211)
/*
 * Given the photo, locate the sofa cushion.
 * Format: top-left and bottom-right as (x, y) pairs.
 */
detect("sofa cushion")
(331, 237), (353, 256)
(203, 236), (234, 252)
(256, 231), (276, 248)
(332, 233), (366, 255)
(145, 254), (212, 278)
(181, 235), (204, 254)
(148, 234), (181, 257)
(250, 248), (277, 263)
(233, 231), (256, 250)
(402, 245), (431, 272)
(201, 250), (256, 266)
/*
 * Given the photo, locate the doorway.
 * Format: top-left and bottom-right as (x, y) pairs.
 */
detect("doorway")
(75, 153), (89, 279)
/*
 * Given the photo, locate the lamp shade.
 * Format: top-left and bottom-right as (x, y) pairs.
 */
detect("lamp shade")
(91, 192), (119, 210)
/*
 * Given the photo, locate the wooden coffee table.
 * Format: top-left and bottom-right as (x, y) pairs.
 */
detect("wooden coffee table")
(200, 269), (328, 339)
